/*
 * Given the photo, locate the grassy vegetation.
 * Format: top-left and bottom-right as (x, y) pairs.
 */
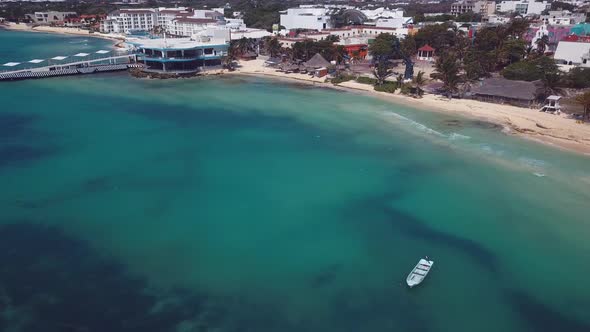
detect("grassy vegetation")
(356, 76), (378, 85)
(330, 73), (355, 85)
(374, 82), (398, 93)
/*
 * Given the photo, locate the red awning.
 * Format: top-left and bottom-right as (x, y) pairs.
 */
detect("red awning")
(418, 44), (435, 52)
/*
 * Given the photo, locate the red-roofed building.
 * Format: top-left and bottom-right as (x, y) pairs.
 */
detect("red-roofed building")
(417, 44), (435, 61)
(342, 44), (368, 60)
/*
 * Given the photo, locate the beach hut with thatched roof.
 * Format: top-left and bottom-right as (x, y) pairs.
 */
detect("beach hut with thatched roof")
(304, 53), (331, 70)
(279, 63), (300, 73)
(471, 77), (544, 107)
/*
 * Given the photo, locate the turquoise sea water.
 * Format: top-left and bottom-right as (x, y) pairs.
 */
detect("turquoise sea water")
(0, 30), (114, 68)
(1, 31), (590, 332)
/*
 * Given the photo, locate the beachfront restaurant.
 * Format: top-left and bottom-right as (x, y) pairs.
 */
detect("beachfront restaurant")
(129, 38), (228, 73)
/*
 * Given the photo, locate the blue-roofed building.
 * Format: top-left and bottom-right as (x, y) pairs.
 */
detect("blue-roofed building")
(128, 36), (228, 73)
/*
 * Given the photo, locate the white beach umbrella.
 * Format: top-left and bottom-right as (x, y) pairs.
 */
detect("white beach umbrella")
(51, 56), (68, 61)
(28, 59), (45, 64)
(95, 50), (110, 54)
(3, 62), (21, 67)
(74, 53), (90, 57)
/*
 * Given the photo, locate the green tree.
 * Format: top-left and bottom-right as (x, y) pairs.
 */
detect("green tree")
(575, 91), (590, 120)
(396, 74), (404, 88)
(412, 71), (427, 97)
(542, 72), (564, 97)
(432, 52), (462, 97)
(499, 38), (527, 66)
(566, 68), (590, 88)
(265, 37), (282, 57)
(240, 1), (285, 31)
(373, 61), (395, 85)
(455, 11), (482, 22)
(550, 1), (576, 11)
(223, 42), (239, 70)
(236, 37), (252, 55)
(501, 56), (558, 81)
(369, 33), (397, 61)
(413, 23), (457, 51)
(400, 35), (417, 58)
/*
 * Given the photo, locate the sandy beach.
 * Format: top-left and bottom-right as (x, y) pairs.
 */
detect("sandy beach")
(1, 22), (124, 43)
(1, 23), (588, 155)
(233, 59), (590, 156)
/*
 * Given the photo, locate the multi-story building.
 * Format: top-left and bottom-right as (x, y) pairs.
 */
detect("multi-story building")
(100, 8), (157, 34)
(25, 11), (77, 24)
(496, 1), (550, 16)
(541, 10), (587, 26)
(130, 36), (228, 73)
(281, 25), (415, 49)
(279, 7), (334, 31)
(169, 17), (218, 36)
(101, 8), (226, 36)
(450, 1), (495, 16)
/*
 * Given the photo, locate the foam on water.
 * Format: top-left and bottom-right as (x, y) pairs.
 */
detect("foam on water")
(383, 111), (447, 137)
(448, 133), (471, 140)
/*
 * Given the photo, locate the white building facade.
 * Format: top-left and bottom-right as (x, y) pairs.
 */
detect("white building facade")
(541, 10), (587, 26)
(101, 7), (239, 37)
(496, 1), (550, 16)
(100, 8), (157, 34)
(26, 11), (76, 24)
(279, 7), (334, 31)
(554, 41), (590, 66)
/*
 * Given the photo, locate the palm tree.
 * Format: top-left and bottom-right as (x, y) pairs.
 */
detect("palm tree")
(334, 45), (348, 65)
(396, 74), (404, 88)
(236, 37), (250, 56)
(412, 71), (427, 98)
(223, 41), (238, 70)
(265, 37), (282, 58)
(542, 72), (563, 97)
(575, 91), (590, 121)
(432, 52), (462, 98)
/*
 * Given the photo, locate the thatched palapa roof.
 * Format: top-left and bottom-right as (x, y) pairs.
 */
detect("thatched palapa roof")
(305, 53), (331, 69)
(471, 78), (543, 101)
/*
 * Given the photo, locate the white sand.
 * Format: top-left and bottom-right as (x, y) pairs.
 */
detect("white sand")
(1, 22), (123, 42)
(234, 59), (590, 156)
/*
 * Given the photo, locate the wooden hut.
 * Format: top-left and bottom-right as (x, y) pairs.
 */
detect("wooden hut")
(471, 78), (544, 107)
(304, 53), (331, 71)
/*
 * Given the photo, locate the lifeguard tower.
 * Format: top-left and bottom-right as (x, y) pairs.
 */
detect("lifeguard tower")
(540, 95), (562, 114)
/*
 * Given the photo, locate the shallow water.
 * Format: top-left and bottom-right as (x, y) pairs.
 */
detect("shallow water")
(1, 32), (590, 332)
(0, 30), (114, 68)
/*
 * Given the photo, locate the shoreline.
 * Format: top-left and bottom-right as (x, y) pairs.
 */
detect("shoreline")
(230, 59), (590, 157)
(0, 25), (588, 156)
(0, 22), (124, 44)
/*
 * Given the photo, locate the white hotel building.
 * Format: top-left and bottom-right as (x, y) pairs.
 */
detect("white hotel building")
(496, 1), (550, 16)
(279, 6), (334, 31)
(100, 8), (158, 34)
(101, 8), (225, 35)
(100, 7), (270, 41)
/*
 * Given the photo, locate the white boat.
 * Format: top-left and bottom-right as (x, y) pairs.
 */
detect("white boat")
(406, 258), (434, 287)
